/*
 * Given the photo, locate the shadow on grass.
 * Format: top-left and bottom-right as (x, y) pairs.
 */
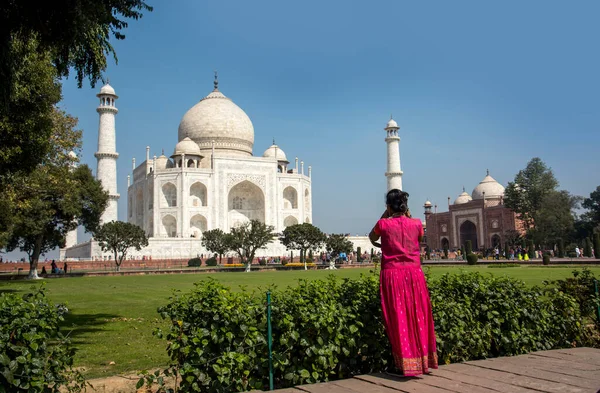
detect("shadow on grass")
(62, 312), (121, 344)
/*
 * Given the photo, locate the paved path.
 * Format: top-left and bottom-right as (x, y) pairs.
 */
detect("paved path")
(267, 348), (600, 393)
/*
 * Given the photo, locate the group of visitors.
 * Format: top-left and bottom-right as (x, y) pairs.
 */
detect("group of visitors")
(40, 260), (68, 275)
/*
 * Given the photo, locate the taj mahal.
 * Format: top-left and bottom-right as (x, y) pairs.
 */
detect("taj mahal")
(62, 75), (402, 260)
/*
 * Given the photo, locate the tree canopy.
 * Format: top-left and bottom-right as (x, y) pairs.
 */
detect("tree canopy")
(1, 0), (152, 105)
(279, 223), (326, 263)
(582, 186), (600, 230)
(201, 229), (232, 264)
(504, 157), (559, 230)
(229, 220), (275, 271)
(95, 221), (149, 271)
(529, 190), (579, 247)
(3, 107), (108, 278)
(325, 234), (353, 258)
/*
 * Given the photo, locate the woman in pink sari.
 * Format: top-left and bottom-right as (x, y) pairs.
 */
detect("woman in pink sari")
(369, 189), (438, 376)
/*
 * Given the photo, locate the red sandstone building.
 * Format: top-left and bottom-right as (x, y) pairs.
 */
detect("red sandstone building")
(423, 171), (524, 251)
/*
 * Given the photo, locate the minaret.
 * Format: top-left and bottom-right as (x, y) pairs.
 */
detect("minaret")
(95, 82), (120, 224)
(384, 116), (403, 191)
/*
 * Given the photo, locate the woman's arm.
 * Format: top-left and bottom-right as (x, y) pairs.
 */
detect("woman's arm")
(369, 217), (382, 248)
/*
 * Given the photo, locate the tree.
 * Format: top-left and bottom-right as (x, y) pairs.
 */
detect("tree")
(504, 229), (523, 247)
(4, 108), (108, 278)
(1, 0), (152, 107)
(229, 220), (275, 272)
(0, 1), (152, 181)
(582, 186), (600, 230)
(325, 234), (353, 260)
(504, 157), (559, 230)
(95, 221), (148, 271)
(583, 237), (592, 258)
(280, 223), (326, 270)
(0, 38), (62, 181)
(531, 190), (579, 248)
(201, 229), (232, 264)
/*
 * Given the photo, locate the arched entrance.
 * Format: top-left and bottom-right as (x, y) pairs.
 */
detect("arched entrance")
(228, 181), (265, 228)
(460, 220), (478, 250)
(491, 234), (501, 248)
(441, 237), (449, 250)
(284, 216), (298, 228)
(190, 214), (207, 238)
(283, 186), (298, 209)
(162, 215), (177, 238)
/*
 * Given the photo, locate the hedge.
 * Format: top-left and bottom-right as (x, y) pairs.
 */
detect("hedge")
(0, 289), (86, 392)
(466, 253), (478, 265)
(188, 257), (202, 267)
(153, 271), (593, 392)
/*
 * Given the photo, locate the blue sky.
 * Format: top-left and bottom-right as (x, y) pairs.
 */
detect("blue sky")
(8, 0), (600, 259)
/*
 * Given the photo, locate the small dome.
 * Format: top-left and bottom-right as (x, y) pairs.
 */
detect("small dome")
(154, 154), (170, 170)
(472, 172), (505, 200)
(99, 83), (116, 96)
(173, 137), (202, 156)
(386, 118), (399, 129)
(454, 191), (473, 205)
(424, 200), (432, 207)
(262, 144), (288, 162)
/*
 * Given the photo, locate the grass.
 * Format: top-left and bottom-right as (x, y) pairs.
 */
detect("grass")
(1, 265), (599, 379)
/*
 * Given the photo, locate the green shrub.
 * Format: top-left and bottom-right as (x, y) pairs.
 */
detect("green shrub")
(466, 253), (478, 265)
(425, 246), (430, 260)
(567, 251), (577, 258)
(205, 257), (218, 267)
(281, 257), (289, 266)
(593, 233), (600, 259)
(357, 247), (362, 262)
(153, 272), (588, 392)
(460, 245), (466, 260)
(0, 289), (86, 392)
(550, 268), (599, 321)
(504, 243), (510, 260)
(543, 253), (550, 265)
(465, 240), (472, 255)
(557, 238), (565, 258)
(188, 257), (202, 267)
(258, 258), (267, 266)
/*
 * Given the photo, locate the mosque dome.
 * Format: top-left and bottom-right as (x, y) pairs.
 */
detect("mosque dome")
(454, 191), (473, 205)
(98, 83), (116, 96)
(262, 144), (289, 163)
(472, 171), (505, 200)
(386, 118), (398, 129)
(424, 200), (432, 207)
(178, 79), (254, 157)
(154, 154), (170, 170)
(173, 137), (202, 156)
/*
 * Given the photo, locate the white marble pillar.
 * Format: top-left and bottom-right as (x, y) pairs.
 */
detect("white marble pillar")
(95, 83), (120, 224)
(384, 118), (403, 191)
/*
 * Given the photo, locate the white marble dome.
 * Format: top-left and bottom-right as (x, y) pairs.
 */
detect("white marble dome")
(173, 137), (202, 156)
(154, 154), (170, 170)
(454, 191), (473, 205)
(472, 172), (505, 200)
(263, 144), (289, 162)
(386, 119), (399, 129)
(178, 87), (254, 156)
(99, 83), (116, 96)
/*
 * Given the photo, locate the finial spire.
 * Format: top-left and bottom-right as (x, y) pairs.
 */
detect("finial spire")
(463, 186), (465, 192)
(213, 70), (218, 90)
(107, 77), (110, 84)
(161, 148), (164, 155)
(273, 137), (276, 145)
(486, 168), (490, 176)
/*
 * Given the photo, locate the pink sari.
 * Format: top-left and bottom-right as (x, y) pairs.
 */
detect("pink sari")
(374, 216), (438, 376)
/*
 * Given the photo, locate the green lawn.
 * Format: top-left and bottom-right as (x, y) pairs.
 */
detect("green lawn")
(1, 265), (598, 379)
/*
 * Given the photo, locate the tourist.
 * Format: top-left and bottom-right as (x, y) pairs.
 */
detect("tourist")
(575, 246), (581, 258)
(50, 260), (58, 274)
(63, 262), (68, 274)
(369, 189), (438, 376)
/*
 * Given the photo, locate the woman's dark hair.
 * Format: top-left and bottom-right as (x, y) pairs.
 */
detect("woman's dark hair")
(386, 189), (409, 214)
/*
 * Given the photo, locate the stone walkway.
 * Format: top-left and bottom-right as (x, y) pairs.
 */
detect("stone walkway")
(267, 348), (600, 393)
